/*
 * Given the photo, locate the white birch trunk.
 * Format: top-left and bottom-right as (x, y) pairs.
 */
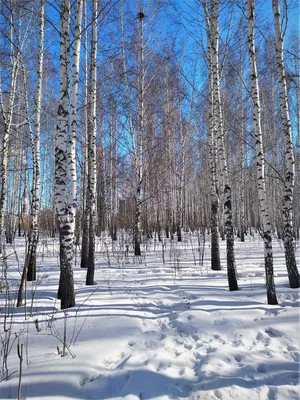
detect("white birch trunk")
(272, 0), (299, 288)
(68, 0), (83, 219)
(0, 9), (20, 254)
(134, 8), (146, 256)
(211, 0), (238, 290)
(246, 0), (278, 304)
(86, 0), (97, 285)
(203, 0), (221, 270)
(176, 106), (186, 242)
(25, 0), (44, 284)
(0, 33), (19, 253)
(80, 0), (89, 268)
(55, 0), (75, 309)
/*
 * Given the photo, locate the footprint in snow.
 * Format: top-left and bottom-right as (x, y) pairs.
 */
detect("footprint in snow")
(157, 361), (171, 372)
(206, 346), (217, 354)
(256, 332), (270, 346)
(144, 340), (157, 350)
(234, 354), (242, 363)
(214, 389), (223, 399)
(264, 327), (282, 338)
(283, 350), (299, 362)
(257, 363), (266, 373)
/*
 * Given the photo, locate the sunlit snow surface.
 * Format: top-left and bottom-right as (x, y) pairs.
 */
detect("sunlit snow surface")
(0, 233), (299, 399)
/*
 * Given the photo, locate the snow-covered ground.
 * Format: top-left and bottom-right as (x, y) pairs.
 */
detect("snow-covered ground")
(0, 233), (299, 400)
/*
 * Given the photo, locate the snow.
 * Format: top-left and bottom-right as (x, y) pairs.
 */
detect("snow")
(0, 233), (299, 400)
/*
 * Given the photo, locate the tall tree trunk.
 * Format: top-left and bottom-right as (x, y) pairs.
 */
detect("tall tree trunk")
(203, 0), (221, 270)
(55, 0), (76, 309)
(210, 0), (238, 290)
(26, 0), (44, 284)
(176, 107), (185, 243)
(86, 0), (97, 285)
(134, 8), (146, 256)
(0, 21), (19, 253)
(81, 0), (89, 268)
(272, 0), (299, 288)
(246, 0), (278, 304)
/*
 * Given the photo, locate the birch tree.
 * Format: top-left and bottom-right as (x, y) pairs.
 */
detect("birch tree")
(81, 0), (89, 268)
(210, 0), (238, 290)
(272, 0), (299, 288)
(17, 0), (44, 305)
(55, 0), (83, 308)
(26, 0), (44, 283)
(86, 0), (97, 285)
(0, 5), (19, 253)
(203, 0), (221, 270)
(120, 0), (147, 256)
(246, 0), (278, 304)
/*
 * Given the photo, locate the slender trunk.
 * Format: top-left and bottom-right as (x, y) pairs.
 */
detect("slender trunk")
(134, 10), (146, 256)
(26, 0), (44, 284)
(203, 1), (221, 270)
(81, 0), (89, 268)
(176, 106), (185, 243)
(238, 35), (245, 242)
(0, 42), (18, 253)
(211, 0), (238, 290)
(246, 0), (278, 304)
(86, 0), (97, 285)
(272, 0), (299, 288)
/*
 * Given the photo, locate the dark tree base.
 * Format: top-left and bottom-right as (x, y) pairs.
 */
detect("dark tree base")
(135, 239), (141, 256)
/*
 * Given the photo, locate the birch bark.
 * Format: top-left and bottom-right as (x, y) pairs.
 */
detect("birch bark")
(0, 24), (19, 253)
(81, 0), (89, 268)
(203, 0), (221, 270)
(26, 0), (44, 283)
(246, 0), (278, 304)
(55, 0), (79, 309)
(86, 0), (97, 285)
(272, 0), (299, 288)
(176, 106), (186, 242)
(210, 0), (238, 290)
(134, 7), (146, 256)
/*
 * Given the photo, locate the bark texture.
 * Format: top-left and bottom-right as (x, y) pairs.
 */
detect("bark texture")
(272, 0), (299, 288)
(246, 0), (278, 304)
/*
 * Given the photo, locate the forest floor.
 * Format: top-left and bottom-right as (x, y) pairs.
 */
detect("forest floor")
(0, 232), (299, 400)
